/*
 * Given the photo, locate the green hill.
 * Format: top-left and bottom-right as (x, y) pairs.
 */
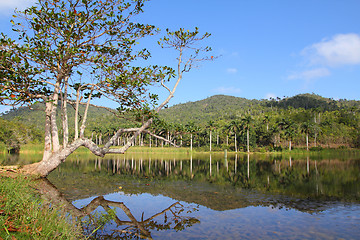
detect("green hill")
(159, 95), (260, 125)
(1, 93), (360, 131)
(0, 103), (126, 136)
(160, 93), (360, 126)
(264, 93), (357, 111)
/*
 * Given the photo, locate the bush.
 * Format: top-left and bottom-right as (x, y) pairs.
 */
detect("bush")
(309, 146), (324, 151)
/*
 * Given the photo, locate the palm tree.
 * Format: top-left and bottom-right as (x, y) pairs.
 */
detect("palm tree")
(174, 123), (186, 146)
(284, 121), (297, 151)
(277, 117), (296, 151)
(300, 121), (313, 151)
(185, 121), (196, 151)
(206, 120), (216, 151)
(227, 120), (240, 152)
(241, 115), (252, 153)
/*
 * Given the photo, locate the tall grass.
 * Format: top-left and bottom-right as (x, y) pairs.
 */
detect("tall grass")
(0, 174), (83, 240)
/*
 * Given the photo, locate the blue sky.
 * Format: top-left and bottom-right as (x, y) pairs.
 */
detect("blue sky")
(1, 0), (360, 112)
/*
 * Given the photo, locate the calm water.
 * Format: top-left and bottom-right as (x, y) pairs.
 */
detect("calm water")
(2, 151), (360, 239)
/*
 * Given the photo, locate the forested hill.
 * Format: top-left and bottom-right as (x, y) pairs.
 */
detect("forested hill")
(265, 93), (360, 111)
(1, 93), (360, 129)
(1, 103), (117, 133)
(159, 93), (360, 125)
(159, 95), (260, 124)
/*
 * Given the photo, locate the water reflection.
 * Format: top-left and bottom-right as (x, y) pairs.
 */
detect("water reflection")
(3, 151), (360, 239)
(36, 178), (199, 239)
(77, 153), (360, 202)
(45, 153), (360, 214)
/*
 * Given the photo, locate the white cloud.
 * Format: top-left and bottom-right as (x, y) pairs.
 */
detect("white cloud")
(0, 0), (36, 13)
(265, 93), (276, 99)
(302, 33), (360, 67)
(287, 33), (360, 82)
(214, 87), (241, 94)
(226, 68), (238, 74)
(288, 68), (330, 81)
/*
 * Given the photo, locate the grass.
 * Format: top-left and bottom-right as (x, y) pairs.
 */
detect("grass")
(0, 143), (6, 154)
(18, 144), (44, 154)
(0, 173), (83, 240)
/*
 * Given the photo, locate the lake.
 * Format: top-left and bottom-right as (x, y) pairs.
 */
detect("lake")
(2, 151), (360, 239)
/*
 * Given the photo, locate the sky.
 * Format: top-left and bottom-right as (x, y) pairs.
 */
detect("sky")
(0, 0), (360, 113)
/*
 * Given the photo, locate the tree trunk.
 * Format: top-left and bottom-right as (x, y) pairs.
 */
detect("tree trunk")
(247, 128), (250, 153)
(289, 140), (292, 151)
(22, 139), (85, 177)
(190, 133), (193, 151)
(74, 88), (81, 140)
(306, 133), (309, 151)
(43, 103), (52, 162)
(209, 130), (212, 152)
(234, 133), (237, 152)
(61, 79), (69, 148)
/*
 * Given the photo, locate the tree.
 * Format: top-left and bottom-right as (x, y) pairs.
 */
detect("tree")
(277, 117), (296, 151)
(284, 120), (296, 151)
(0, 0), (213, 177)
(185, 122), (196, 151)
(300, 121), (313, 151)
(227, 119), (240, 152)
(241, 115), (252, 153)
(206, 120), (215, 151)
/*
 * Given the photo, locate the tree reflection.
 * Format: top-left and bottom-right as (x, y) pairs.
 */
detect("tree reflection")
(50, 154), (360, 205)
(36, 179), (200, 239)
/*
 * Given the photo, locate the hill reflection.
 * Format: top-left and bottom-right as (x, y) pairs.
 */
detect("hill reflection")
(47, 153), (360, 213)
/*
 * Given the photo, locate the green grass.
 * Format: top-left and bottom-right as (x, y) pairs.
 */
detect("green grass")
(18, 144), (44, 154)
(0, 174), (83, 240)
(0, 143), (6, 154)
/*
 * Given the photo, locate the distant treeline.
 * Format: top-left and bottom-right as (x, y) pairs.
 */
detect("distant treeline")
(1, 93), (359, 152)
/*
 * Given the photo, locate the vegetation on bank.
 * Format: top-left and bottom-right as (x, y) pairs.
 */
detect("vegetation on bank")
(0, 173), (82, 239)
(0, 118), (42, 154)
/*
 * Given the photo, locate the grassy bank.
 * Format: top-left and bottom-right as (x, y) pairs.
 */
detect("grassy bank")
(0, 173), (83, 240)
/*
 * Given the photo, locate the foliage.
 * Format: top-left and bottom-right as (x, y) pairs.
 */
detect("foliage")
(0, 117), (42, 153)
